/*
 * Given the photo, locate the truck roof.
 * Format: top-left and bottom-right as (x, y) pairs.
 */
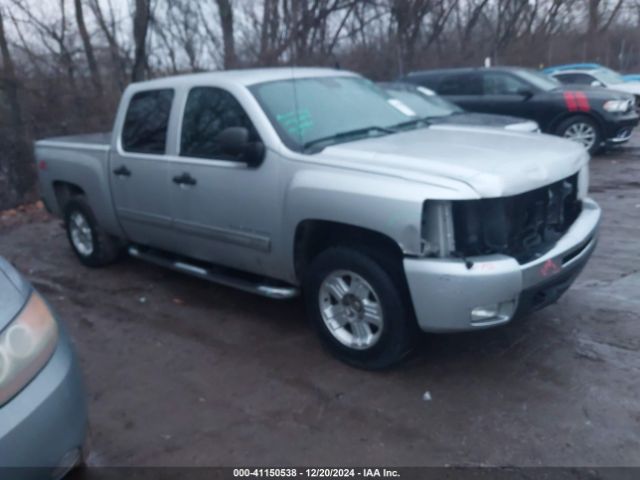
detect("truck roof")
(133, 67), (356, 89)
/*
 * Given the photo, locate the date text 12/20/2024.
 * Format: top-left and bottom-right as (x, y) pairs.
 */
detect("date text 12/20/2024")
(233, 469), (401, 478)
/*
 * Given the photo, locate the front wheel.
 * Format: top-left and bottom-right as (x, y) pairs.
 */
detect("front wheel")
(304, 247), (416, 370)
(556, 116), (602, 154)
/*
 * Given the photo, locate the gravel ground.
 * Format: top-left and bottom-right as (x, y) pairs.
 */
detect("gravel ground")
(1, 137), (639, 468)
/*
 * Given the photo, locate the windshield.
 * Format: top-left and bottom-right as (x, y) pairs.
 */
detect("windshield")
(250, 76), (417, 152)
(383, 86), (461, 117)
(515, 69), (561, 91)
(592, 68), (624, 85)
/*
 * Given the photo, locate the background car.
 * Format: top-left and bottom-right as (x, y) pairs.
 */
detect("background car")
(544, 64), (640, 103)
(543, 63), (603, 74)
(544, 63), (640, 82)
(380, 82), (539, 132)
(402, 67), (639, 154)
(0, 257), (88, 479)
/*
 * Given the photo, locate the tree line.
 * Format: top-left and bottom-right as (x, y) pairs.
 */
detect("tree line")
(1, 0), (639, 209)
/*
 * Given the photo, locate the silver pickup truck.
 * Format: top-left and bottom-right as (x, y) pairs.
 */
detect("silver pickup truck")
(35, 68), (601, 369)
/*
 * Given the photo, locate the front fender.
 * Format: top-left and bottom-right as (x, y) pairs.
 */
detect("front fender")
(278, 167), (471, 282)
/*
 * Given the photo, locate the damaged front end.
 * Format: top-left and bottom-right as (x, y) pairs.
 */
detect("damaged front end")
(422, 173), (583, 264)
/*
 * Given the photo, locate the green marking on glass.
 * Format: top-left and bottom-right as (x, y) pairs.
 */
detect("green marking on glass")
(277, 108), (313, 137)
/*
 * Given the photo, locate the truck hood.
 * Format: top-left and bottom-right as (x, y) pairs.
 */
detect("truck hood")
(321, 126), (588, 198)
(0, 258), (30, 331)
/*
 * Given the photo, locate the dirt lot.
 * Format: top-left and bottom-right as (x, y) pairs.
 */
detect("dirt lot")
(1, 138), (639, 468)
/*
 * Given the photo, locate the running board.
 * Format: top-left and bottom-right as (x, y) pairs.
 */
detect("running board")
(128, 246), (299, 299)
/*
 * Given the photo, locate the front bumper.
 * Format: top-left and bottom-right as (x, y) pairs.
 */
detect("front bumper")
(603, 112), (639, 145)
(404, 198), (601, 332)
(606, 126), (635, 144)
(0, 324), (88, 479)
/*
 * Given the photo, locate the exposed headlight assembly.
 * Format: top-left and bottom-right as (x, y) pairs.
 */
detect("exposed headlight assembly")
(0, 292), (58, 406)
(421, 200), (456, 257)
(603, 99), (630, 113)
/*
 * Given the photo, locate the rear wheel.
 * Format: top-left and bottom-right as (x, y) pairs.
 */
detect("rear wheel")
(556, 116), (602, 154)
(64, 198), (121, 267)
(304, 247), (416, 369)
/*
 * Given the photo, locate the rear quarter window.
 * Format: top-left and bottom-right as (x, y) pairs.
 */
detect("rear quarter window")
(122, 89), (174, 154)
(555, 73), (594, 85)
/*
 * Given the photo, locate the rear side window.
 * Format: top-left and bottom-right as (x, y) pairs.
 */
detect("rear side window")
(438, 73), (481, 95)
(555, 73), (594, 85)
(122, 89), (174, 154)
(482, 72), (528, 94)
(181, 87), (258, 160)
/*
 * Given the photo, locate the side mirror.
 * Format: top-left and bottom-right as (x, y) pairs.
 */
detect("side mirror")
(591, 80), (604, 88)
(516, 88), (534, 99)
(215, 127), (265, 167)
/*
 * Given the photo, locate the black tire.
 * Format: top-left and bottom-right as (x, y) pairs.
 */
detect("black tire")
(555, 115), (603, 155)
(303, 246), (416, 370)
(64, 198), (122, 268)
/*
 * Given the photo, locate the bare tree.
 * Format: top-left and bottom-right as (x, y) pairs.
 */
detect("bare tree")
(88, 0), (128, 90)
(75, 0), (103, 95)
(216, 0), (236, 68)
(10, 0), (79, 91)
(490, 0), (533, 62)
(249, 0), (359, 65)
(153, 0), (206, 73)
(388, 0), (433, 74)
(587, 0), (627, 59)
(132, 0), (152, 82)
(0, 7), (34, 204)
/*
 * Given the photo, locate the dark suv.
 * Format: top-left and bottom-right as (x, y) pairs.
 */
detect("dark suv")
(402, 67), (638, 154)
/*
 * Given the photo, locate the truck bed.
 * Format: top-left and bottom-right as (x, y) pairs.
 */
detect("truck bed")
(35, 131), (121, 236)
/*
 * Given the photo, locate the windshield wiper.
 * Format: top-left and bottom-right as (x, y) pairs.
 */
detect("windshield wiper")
(389, 117), (431, 131)
(302, 126), (394, 152)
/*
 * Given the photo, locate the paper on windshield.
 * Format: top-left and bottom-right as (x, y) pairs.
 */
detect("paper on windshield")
(276, 108), (314, 137)
(387, 99), (417, 116)
(417, 86), (436, 96)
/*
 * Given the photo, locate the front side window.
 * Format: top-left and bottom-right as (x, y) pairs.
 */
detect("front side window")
(512, 69), (560, 91)
(482, 72), (528, 95)
(181, 87), (258, 160)
(250, 76), (414, 152)
(122, 89), (174, 154)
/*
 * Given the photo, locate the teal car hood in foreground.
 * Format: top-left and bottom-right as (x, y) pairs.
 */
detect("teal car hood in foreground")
(0, 256), (88, 478)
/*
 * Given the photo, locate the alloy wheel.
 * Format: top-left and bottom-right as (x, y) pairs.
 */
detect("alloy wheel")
(563, 122), (597, 150)
(69, 211), (94, 257)
(319, 270), (384, 350)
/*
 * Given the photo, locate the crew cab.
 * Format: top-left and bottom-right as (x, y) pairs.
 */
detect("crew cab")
(403, 67), (639, 154)
(36, 68), (601, 369)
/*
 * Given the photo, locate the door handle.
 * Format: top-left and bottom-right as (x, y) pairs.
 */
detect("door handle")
(113, 165), (131, 177)
(173, 172), (197, 186)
